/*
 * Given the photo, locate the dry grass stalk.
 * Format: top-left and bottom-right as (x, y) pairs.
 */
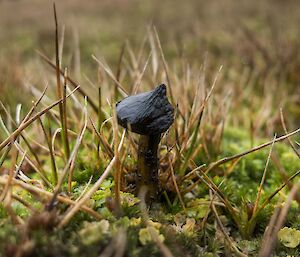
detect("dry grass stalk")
(0, 176), (101, 220)
(280, 108), (300, 159)
(253, 135), (276, 214)
(58, 131), (125, 228)
(211, 203), (247, 257)
(37, 50), (98, 112)
(205, 127), (300, 174)
(50, 100), (88, 206)
(258, 181), (300, 257)
(0, 87), (79, 152)
(92, 54), (128, 97)
(38, 116), (58, 184)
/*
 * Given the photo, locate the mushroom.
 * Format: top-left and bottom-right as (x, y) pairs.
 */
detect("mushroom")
(116, 84), (174, 203)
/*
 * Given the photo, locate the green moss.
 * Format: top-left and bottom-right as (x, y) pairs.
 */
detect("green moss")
(0, 203), (8, 219)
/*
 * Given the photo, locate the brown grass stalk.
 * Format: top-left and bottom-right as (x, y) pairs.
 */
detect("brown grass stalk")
(280, 108), (300, 159)
(205, 127), (300, 174)
(92, 55), (128, 97)
(49, 100), (88, 205)
(37, 116), (58, 184)
(211, 203), (247, 257)
(258, 180), (300, 257)
(0, 176), (101, 220)
(58, 130), (126, 228)
(37, 50), (98, 113)
(253, 135), (276, 214)
(0, 86), (79, 153)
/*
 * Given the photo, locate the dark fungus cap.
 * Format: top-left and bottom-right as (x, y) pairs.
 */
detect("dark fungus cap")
(116, 84), (174, 135)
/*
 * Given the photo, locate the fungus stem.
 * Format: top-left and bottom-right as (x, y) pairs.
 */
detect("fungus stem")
(137, 134), (161, 203)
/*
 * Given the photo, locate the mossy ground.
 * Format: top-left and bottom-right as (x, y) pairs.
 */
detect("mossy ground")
(0, 126), (299, 256)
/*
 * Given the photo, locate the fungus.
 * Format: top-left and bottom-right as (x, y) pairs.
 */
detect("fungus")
(116, 84), (174, 203)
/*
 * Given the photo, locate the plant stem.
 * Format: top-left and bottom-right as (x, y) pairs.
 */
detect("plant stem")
(137, 134), (161, 203)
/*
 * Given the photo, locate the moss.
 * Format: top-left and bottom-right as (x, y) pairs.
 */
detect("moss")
(0, 203), (8, 219)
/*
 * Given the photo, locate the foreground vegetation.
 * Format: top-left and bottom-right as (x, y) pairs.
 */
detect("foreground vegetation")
(0, 1), (300, 256)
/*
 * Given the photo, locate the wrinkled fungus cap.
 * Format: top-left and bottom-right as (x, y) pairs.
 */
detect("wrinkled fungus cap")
(116, 84), (174, 135)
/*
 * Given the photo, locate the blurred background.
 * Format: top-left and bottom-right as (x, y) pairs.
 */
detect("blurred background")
(0, 0), (299, 125)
